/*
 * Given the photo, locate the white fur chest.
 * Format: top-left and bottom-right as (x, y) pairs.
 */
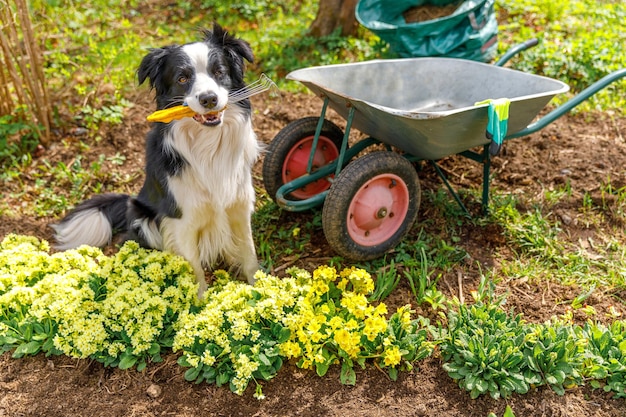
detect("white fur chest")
(164, 110), (259, 213)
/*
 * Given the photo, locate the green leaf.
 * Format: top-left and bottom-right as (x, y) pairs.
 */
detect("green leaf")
(503, 405), (516, 417)
(356, 357), (367, 369)
(216, 371), (230, 387)
(388, 367), (398, 381)
(465, 373), (477, 391)
(258, 352), (272, 367)
(508, 373), (529, 394)
(277, 328), (291, 344)
(13, 341), (41, 358)
(475, 378), (489, 393)
(184, 366), (202, 382)
(315, 361), (330, 377)
(118, 353), (138, 370)
(0, 336), (20, 346)
(340, 362), (356, 386)
(42, 338), (56, 354)
(551, 383), (565, 396)
(177, 355), (192, 367)
(147, 343), (160, 355)
(202, 366), (217, 382)
(257, 368), (275, 381)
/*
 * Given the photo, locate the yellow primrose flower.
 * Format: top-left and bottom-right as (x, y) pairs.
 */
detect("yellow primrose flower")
(313, 349), (326, 364)
(374, 303), (388, 316)
(300, 359), (313, 370)
(328, 316), (344, 330)
(383, 345), (402, 367)
(233, 352), (259, 380)
(345, 319), (359, 331)
(340, 292), (369, 319)
(336, 278), (349, 291)
(201, 350), (216, 366)
(142, 262), (166, 284)
(279, 341), (302, 358)
(230, 317), (251, 341)
(333, 329), (361, 358)
(340, 267), (374, 295)
(396, 305), (413, 328)
(313, 265), (337, 283)
(310, 331), (325, 343)
(363, 315), (388, 341)
(311, 279), (329, 296)
(186, 354), (200, 368)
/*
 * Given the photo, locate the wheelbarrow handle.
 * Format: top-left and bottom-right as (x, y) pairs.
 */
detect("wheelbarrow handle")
(507, 67), (626, 139)
(494, 38), (539, 67)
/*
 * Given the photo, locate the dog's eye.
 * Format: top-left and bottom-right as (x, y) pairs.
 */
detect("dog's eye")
(178, 76), (188, 84)
(213, 70), (224, 78)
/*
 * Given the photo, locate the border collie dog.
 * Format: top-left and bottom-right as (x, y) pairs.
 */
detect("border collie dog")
(52, 24), (260, 296)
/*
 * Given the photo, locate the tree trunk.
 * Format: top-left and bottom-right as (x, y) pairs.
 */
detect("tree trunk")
(309, 0), (359, 37)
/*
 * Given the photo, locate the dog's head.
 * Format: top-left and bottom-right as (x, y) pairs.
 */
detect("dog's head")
(138, 23), (254, 127)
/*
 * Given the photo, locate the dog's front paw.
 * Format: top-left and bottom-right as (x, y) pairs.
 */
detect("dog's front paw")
(243, 262), (259, 286)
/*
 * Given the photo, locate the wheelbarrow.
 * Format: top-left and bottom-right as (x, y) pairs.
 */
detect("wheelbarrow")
(262, 40), (626, 260)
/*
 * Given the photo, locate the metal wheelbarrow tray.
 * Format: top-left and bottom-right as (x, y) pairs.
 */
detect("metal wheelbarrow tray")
(286, 57), (568, 160)
(262, 42), (626, 261)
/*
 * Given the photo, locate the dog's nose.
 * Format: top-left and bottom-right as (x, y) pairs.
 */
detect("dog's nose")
(198, 92), (218, 109)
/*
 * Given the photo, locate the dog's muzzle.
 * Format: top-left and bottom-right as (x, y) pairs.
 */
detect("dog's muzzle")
(193, 109), (225, 126)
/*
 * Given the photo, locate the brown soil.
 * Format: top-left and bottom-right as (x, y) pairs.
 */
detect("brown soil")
(1, 89), (626, 416)
(404, 2), (462, 23)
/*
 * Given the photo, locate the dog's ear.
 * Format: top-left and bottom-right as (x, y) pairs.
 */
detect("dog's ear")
(137, 47), (171, 90)
(204, 23), (254, 64)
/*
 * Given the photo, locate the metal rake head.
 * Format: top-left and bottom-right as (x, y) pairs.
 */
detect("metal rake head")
(228, 73), (279, 104)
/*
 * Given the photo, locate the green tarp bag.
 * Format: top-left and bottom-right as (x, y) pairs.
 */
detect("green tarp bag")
(356, 0), (498, 62)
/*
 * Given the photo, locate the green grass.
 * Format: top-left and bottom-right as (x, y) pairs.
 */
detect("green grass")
(490, 192), (626, 292)
(496, 0), (626, 112)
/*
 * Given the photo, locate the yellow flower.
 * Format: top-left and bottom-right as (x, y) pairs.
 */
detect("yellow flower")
(363, 315), (387, 341)
(328, 316), (344, 330)
(279, 341), (302, 358)
(340, 292), (369, 319)
(383, 345), (402, 367)
(396, 305), (413, 328)
(374, 303), (388, 316)
(313, 265), (337, 283)
(340, 267), (374, 295)
(345, 319), (359, 331)
(311, 279), (329, 296)
(334, 329), (361, 358)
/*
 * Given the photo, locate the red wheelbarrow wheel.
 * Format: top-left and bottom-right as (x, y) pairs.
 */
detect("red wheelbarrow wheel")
(322, 151), (420, 260)
(263, 117), (344, 202)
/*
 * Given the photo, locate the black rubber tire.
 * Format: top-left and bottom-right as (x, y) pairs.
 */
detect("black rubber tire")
(322, 151), (420, 261)
(262, 117), (344, 202)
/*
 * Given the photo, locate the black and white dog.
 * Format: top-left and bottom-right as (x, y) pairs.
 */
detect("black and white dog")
(52, 24), (260, 296)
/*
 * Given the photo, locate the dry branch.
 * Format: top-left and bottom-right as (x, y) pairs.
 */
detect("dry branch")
(0, 0), (51, 145)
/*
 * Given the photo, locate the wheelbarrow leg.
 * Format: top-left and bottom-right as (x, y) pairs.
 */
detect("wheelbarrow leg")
(429, 160), (471, 217)
(481, 143), (491, 215)
(436, 143), (492, 217)
(334, 106), (355, 177)
(307, 97), (330, 174)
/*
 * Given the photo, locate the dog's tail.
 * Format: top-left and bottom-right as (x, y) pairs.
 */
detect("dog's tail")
(51, 193), (130, 250)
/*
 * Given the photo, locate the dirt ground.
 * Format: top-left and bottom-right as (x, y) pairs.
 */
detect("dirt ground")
(1, 87), (626, 416)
